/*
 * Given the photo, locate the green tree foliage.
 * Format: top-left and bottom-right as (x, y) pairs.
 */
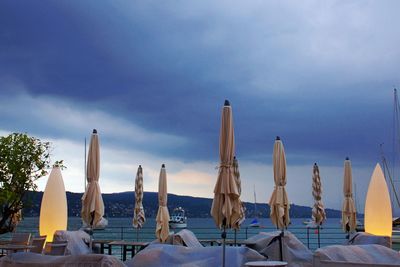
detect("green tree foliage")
(0, 133), (51, 234)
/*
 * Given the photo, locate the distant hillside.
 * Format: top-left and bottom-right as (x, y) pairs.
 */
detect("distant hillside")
(24, 191), (343, 218)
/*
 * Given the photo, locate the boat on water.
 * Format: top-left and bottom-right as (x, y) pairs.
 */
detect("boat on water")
(303, 218), (313, 225)
(249, 218), (260, 228)
(169, 207), (187, 228)
(249, 186), (260, 228)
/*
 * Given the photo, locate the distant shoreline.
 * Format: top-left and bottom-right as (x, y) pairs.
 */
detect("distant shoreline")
(23, 191), (353, 218)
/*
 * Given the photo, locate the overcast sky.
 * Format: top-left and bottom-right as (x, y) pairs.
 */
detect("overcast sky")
(1, 0), (399, 211)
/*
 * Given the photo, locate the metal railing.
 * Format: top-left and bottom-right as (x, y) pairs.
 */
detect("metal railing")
(0, 224), (351, 260)
(90, 225), (348, 250)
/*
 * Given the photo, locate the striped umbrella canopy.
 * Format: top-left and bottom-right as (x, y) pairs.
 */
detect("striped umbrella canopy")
(133, 165), (146, 229)
(211, 100), (244, 230)
(155, 164), (170, 243)
(81, 129), (107, 228)
(342, 157), (357, 232)
(269, 136), (290, 229)
(232, 156), (245, 226)
(312, 163), (326, 226)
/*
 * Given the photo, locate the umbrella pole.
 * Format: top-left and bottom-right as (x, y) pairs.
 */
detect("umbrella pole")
(222, 220), (226, 267)
(317, 225), (321, 248)
(89, 225), (93, 251)
(89, 211), (95, 252)
(279, 230), (284, 261)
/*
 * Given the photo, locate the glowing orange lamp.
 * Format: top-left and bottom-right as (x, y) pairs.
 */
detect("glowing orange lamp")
(39, 167), (68, 242)
(364, 163), (392, 237)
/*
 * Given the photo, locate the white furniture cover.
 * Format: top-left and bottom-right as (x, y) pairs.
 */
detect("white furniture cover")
(313, 244), (400, 267)
(0, 252), (125, 267)
(172, 229), (204, 248)
(347, 232), (391, 248)
(53, 230), (91, 255)
(125, 243), (266, 267)
(244, 231), (313, 267)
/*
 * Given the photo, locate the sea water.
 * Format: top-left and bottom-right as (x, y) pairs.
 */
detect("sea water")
(4, 217), (347, 250)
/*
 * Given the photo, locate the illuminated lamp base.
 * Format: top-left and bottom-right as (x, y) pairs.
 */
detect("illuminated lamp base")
(39, 167), (68, 242)
(364, 163), (392, 238)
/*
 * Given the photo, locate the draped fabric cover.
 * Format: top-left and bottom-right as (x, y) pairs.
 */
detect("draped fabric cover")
(81, 132), (107, 228)
(211, 104), (244, 230)
(155, 165), (170, 242)
(269, 139), (290, 229)
(133, 165), (146, 228)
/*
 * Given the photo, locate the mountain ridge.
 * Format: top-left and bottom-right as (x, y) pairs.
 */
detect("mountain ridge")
(24, 191), (343, 218)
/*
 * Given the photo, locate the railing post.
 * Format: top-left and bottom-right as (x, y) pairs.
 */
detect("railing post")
(318, 226), (321, 248)
(120, 227), (124, 260)
(245, 227), (248, 239)
(307, 227), (310, 249)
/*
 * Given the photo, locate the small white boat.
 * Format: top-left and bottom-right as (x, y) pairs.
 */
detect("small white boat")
(249, 185), (261, 228)
(169, 207), (187, 228)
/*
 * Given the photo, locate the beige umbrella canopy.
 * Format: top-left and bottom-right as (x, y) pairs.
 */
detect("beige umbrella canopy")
(81, 129), (107, 228)
(342, 157), (357, 232)
(269, 136), (290, 229)
(211, 100), (244, 230)
(312, 163), (326, 226)
(155, 164), (170, 243)
(133, 165), (146, 229)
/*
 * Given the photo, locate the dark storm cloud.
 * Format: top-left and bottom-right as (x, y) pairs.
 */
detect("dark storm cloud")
(0, 0), (399, 165)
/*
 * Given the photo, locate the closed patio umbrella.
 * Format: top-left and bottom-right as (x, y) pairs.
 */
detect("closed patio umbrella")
(268, 136), (289, 261)
(342, 157), (357, 233)
(133, 165), (145, 240)
(269, 136), (290, 229)
(232, 156), (245, 227)
(312, 163), (326, 226)
(232, 156), (245, 245)
(312, 163), (326, 248)
(155, 164), (170, 243)
(210, 100), (243, 267)
(81, 129), (107, 229)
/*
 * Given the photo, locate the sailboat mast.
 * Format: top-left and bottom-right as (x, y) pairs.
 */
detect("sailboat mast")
(253, 185), (257, 217)
(381, 144), (400, 208)
(354, 182), (359, 212)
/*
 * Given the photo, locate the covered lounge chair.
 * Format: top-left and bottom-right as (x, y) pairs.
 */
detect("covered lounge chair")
(172, 229), (204, 248)
(127, 229), (265, 267)
(243, 231), (313, 267)
(347, 232), (391, 248)
(313, 244), (400, 267)
(52, 230), (91, 255)
(0, 252), (126, 267)
(125, 244), (265, 267)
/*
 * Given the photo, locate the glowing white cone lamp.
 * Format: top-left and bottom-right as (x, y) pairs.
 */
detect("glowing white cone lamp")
(364, 163), (392, 237)
(39, 167), (68, 242)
